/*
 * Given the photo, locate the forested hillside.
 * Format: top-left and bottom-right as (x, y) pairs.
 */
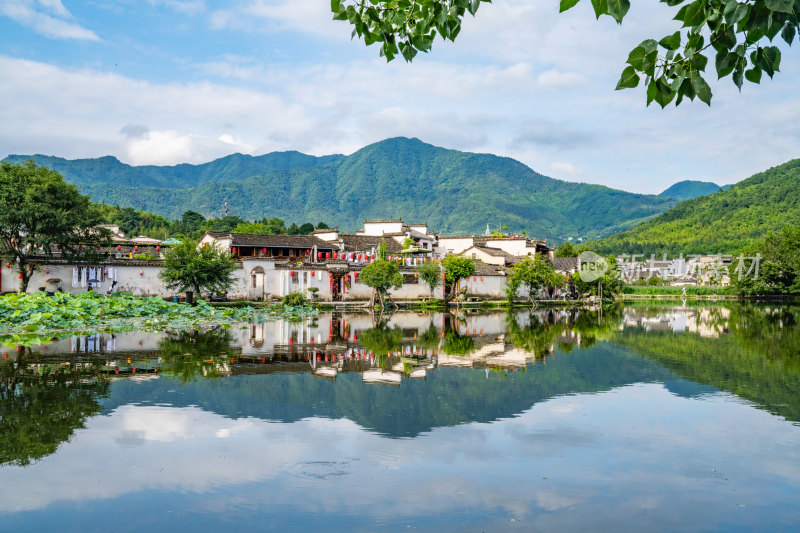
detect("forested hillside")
(587, 159), (800, 255)
(5, 138), (677, 240)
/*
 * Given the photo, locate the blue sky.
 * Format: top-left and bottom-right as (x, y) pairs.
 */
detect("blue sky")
(1, 0), (799, 194)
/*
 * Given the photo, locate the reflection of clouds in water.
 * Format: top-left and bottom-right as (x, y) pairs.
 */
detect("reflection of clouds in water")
(0, 384), (798, 530)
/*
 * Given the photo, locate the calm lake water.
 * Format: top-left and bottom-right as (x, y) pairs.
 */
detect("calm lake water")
(2, 303), (799, 532)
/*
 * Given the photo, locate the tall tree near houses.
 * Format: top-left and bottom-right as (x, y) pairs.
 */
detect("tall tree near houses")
(0, 161), (111, 292)
(360, 259), (404, 309)
(441, 255), (476, 301)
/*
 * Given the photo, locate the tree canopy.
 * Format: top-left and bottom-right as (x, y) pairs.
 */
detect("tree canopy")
(160, 238), (237, 297)
(0, 161), (110, 292)
(441, 255), (476, 299)
(505, 254), (564, 302)
(333, 0), (798, 106)
(360, 259), (405, 307)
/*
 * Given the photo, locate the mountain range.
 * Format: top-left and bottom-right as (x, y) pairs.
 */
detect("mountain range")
(5, 137), (679, 241)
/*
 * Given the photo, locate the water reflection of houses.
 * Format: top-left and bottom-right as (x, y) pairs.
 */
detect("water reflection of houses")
(623, 306), (729, 338)
(6, 311), (578, 384)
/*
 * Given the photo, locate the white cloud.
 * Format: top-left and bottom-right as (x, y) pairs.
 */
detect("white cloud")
(208, 0), (350, 39)
(537, 68), (588, 90)
(0, 0), (100, 40)
(548, 162), (584, 179)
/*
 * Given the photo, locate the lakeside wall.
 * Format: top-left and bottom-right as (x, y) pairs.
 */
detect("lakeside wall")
(0, 258), (524, 302)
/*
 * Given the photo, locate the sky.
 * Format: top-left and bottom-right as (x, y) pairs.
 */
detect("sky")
(1, 0), (798, 194)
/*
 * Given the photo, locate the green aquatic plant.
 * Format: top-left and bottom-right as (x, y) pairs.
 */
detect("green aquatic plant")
(0, 292), (316, 335)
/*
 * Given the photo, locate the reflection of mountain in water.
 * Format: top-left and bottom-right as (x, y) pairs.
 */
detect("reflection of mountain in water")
(102, 343), (675, 438)
(617, 304), (800, 422)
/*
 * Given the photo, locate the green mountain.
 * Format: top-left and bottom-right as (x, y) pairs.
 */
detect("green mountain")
(587, 158), (800, 255)
(5, 137), (678, 240)
(3, 151), (344, 188)
(659, 180), (723, 200)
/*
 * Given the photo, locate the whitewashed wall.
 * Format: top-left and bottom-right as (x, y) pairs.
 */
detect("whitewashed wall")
(2, 260), (528, 301)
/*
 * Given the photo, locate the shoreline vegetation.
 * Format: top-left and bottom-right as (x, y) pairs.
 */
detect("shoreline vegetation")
(0, 292), (316, 346)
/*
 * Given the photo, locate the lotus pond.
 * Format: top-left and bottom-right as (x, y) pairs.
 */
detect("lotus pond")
(1, 303), (799, 532)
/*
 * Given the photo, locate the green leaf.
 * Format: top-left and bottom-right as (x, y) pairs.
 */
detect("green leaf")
(560, 0), (581, 12)
(659, 31), (681, 50)
(765, 0), (795, 15)
(591, 0), (608, 19)
(683, 0), (708, 27)
(745, 67), (762, 84)
(715, 49), (736, 78)
(690, 70), (712, 105)
(605, 0), (630, 23)
(626, 45), (647, 69)
(781, 22), (796, 45)
(616, 66), (640, 89)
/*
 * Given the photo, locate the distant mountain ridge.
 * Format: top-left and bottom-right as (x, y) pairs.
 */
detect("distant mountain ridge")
(586, 158), (800, 255)
(3, 151), (344, 188)
(659, 180), (725, 200)
(4, 137), (679, 240)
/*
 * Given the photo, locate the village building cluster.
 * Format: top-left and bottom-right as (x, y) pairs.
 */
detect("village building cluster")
(1, 219), (561, 301)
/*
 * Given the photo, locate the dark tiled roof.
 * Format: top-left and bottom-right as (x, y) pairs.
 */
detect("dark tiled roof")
(473, 245), (507, 257)
(207, 232), (336, 249)
(313, 227), (338, 234)
(341, 235), (403, 252)
(471, 261), (505, 277)
(467, 245), (520, 265)
(552, 257), (578, 272)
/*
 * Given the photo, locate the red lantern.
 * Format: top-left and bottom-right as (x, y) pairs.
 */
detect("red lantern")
(231, 247), (237, 254)
(358, 254), (362, 260)
(156, 246), (161, 252)
(5, 263), (9, 268)
(333, 252), (338, 259)
(18, 273), (22, 279)
(262, 248), (267, 254)
(306, 249), (311, 255)
(354, 272), (358, 278)
(290, 270), (295, 276)
(116, 245), (121, 251)
(372, 254), (376, 260)
(481, 276), (484, 281)
(473, 276), (477, 281)
(325, 253), (330, 259)
(134, 245), (139, 251)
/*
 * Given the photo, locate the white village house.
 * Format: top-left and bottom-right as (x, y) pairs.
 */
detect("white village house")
(1, 219), (557, 301)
